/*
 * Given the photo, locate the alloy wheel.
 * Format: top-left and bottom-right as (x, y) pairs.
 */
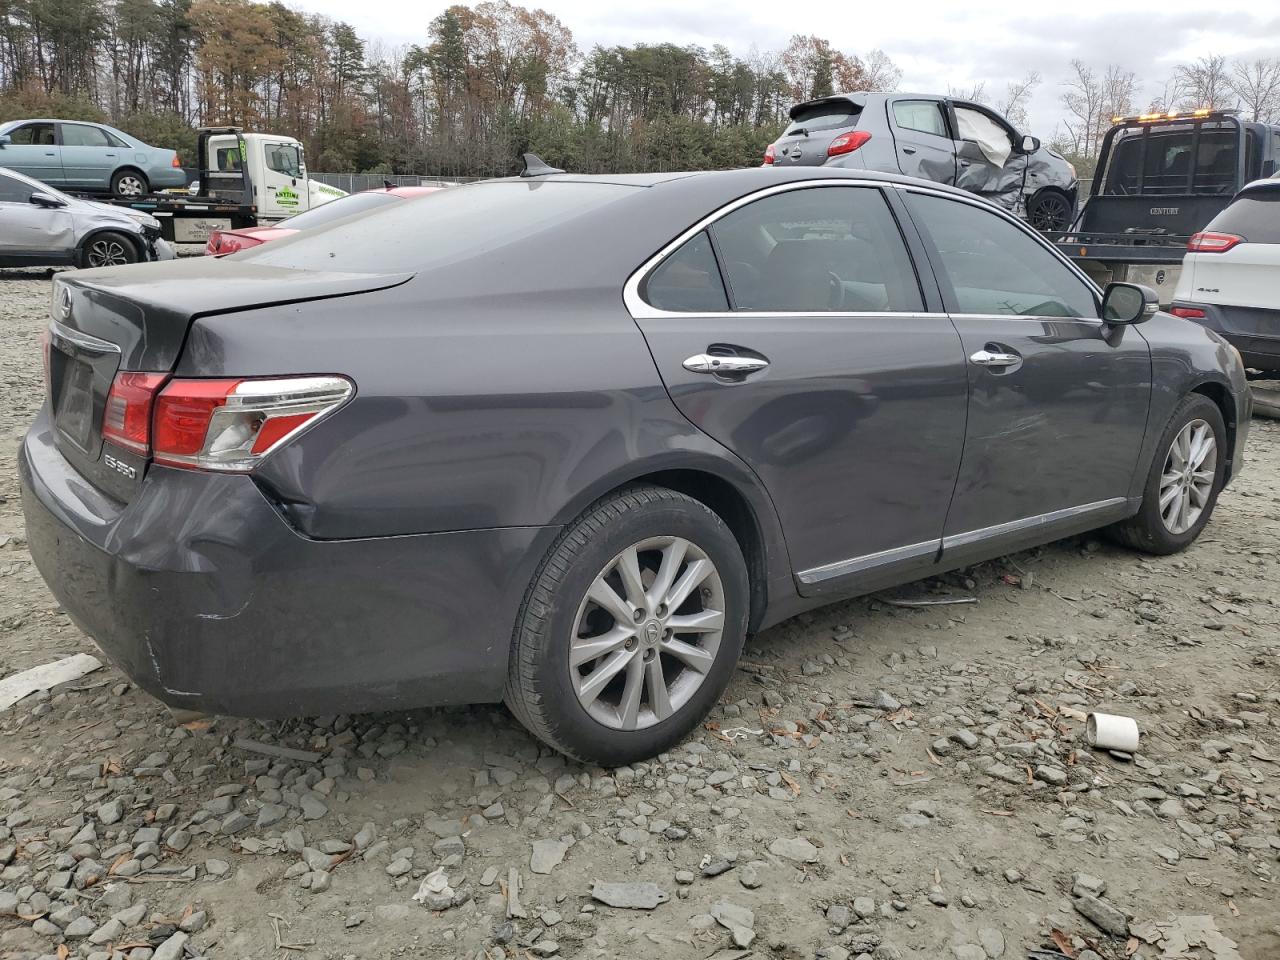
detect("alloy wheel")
(1158, 418), (1216, 535)
(1029, 194), (1070, 231)
(569, 536), (724, 731)
(116, 175), (145, 196)
(86, 239), (130, 267)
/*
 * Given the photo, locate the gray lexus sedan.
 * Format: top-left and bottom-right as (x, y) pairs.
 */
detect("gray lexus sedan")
(20, 164), (1250, 765)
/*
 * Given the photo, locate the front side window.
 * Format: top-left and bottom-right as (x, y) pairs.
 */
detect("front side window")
(644, 231), (728, 312)
(893, 100), (949, 138)
(60, 124), (111, 148)
(267, 144), (303, 177)
(0, 174), (31, 203)
(708, 186), (923, 313)
(8, 122), (55, 146)
(907, 192), (1098, 318)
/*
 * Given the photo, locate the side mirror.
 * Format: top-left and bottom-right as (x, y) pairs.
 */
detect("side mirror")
(29, 190), (67, 209)
(1102, 282), (1158, 325)
(1020, 134), (1041, 154)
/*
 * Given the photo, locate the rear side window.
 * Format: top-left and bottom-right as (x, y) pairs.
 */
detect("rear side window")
(907, 192), (1098, 318)
(644, 231), (728, 312)
(1205, 191), (1280, 243)
(1105, 128), (1240, 196)
(785, 102), (860, 136)
(60, 124), (110, 147)
(708, 186), (923, 313)
(893, 100), (949, 138)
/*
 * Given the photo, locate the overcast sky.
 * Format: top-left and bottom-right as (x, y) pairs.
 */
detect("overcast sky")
(302, 0), (1280, 137)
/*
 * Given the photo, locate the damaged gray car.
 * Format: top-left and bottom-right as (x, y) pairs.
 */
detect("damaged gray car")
(0, 166), (172, 269)
(765, 92), (1078, 230)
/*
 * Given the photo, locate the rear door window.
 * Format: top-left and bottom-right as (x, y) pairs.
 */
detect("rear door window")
(784, 102), (860, 136)
(892, 100), (949, 138)
(1205, 190), (1280, 243)
(708, 186), (923, 313)
(643, 231), (729, 312)
(906, 191), (1098, 318)
(60, 124), (111, 147)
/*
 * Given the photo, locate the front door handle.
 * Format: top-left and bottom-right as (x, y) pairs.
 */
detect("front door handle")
(902, 146), (917, 155)
(683, 353), (769, 375)
(969, 348), (1021, 367)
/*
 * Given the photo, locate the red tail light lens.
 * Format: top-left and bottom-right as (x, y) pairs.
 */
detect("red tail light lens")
(1170, 306), (1207, 319)
(153, 376), (354, 472)
(103, 372), (169, 454)
(828, 130), (872, 157)
(763, 144), (776, 165)
(171, 154), (182, 168)
(1187, 232), (1242, 253)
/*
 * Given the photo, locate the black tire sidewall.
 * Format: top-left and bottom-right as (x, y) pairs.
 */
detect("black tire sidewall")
(1030, 191), (1069, 230)
(522, 493), (748, 765)
(1135, 395), (1227, 553)
(111, 170), (148, 197)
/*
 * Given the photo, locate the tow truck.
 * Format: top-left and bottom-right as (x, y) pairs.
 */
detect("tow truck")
(83, 126), (345, 245)
(1045, 109), (1280, 303)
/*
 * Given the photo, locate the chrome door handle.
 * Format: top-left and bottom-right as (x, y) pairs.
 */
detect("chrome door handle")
(969, 349), (1021, 367)
(683, 353), (769, 374)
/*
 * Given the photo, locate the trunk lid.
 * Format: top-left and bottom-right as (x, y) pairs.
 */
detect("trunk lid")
(46, 259), (411, 502)
(771, 97), (864, 167)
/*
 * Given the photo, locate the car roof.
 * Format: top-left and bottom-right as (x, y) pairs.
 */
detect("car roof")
(1238, 177), (1280, 197)
(0, 118), (112, 126)
(380, 186), (444, 198)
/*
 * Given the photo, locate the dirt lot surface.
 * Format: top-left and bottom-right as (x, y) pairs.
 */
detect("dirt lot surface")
(2, 269), (1278, 960)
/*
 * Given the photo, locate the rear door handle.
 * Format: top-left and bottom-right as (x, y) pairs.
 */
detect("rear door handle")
(969, 348), (1021, 367)
(902, 146), (916, 155)
(683, 353), (769, 374)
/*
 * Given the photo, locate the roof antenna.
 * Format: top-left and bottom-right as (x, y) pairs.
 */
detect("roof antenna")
(520, 153), (565, 177)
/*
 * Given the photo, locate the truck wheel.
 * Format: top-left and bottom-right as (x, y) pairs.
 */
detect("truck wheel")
(79, 232), (139, 268)
(1027, 190), (1072, 231)
(1107, 394), (1226, 555)
(111, 169), (149, 198)
(505, 485), (749, 765)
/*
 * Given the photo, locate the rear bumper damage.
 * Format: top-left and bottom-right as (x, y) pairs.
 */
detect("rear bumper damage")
(19, 407), (556, 718)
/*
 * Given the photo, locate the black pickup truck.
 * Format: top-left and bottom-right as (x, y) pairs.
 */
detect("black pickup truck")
(1045, 110), (1280, 303)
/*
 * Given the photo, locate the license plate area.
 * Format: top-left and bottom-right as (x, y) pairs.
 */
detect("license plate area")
(48, 323), (122, 461)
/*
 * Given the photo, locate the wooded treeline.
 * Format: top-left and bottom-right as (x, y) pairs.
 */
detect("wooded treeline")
(0, 0), (901, 175)
(1, 0), (1277, 178)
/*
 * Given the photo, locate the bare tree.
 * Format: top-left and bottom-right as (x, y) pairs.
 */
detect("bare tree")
(946, 81), (986, 102)
(1229, 57), (1280, 123)
(1061, 59), (1103, 158)
(860, 48), (901, 92)
(996, 70), (1040, 128)
(1100, 64), (1136, 124)
(1175, 54), (1233, 110)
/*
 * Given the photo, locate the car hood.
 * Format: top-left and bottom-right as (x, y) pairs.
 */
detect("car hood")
(77, 199), (159, 231)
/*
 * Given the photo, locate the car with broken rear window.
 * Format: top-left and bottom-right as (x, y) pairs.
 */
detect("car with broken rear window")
(20, 161), (1249, 765)
(765, 91), (1078, 230)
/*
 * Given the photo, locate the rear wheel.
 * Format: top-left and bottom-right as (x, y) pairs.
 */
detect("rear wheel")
(78, 232), (139, 269)
(111, 169), (148, 198)
(505, 485), (748, 765)
(1027, 190), (1072, 231)
(1108, 394), (1226, 554)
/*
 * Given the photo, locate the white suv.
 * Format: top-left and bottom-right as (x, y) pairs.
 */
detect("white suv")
(1171, 177), (1280, 374)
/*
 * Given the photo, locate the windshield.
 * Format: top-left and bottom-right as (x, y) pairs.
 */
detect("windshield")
(279, 191), (401, 230)
(245, 180), (637, 272)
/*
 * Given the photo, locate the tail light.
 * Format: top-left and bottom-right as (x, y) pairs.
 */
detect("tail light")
(207, 231), (241, 255)
(828, 130), (872, 157)
(763, 144), (776, 165)
(103, 373), (168, 454)
(1170, 306), (1207, 319)
(171, 154), (182, 168)
(152, 376), (353, 471)
(1187, 232), (1242, 253)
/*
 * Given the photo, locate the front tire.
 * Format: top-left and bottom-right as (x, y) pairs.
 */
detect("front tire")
(505, 485), (749, 765)
(1108, 394), (1226, 554)
(1027, 190), (1072, 231)
(111, 169), (148, 198)
(78, 231), (139, 268)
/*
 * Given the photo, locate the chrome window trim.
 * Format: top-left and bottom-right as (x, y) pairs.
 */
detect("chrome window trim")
(623, 178), (938, 322)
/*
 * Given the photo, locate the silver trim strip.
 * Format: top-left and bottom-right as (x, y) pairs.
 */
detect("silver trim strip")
(943, 497), (1128, 551)
(798, 538), (939, 586)
(49, 320), (121, 356)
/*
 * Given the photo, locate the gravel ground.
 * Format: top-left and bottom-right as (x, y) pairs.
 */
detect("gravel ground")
(2, 269), (1278, 960)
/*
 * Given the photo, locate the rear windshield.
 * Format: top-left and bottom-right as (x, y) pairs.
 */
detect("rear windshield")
(244, 180), (636, 272)
(1103, 127), (1242, 196)
(1205, 190), (1280, 243)
(278, 191), (400, 230)
(785, 102), (861, 136)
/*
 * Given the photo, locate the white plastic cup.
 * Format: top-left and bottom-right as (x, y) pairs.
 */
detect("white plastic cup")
(1086, 712), (1140, 752)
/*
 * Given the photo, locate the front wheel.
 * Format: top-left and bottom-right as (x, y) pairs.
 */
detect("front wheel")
(1027, 190), (1072, 231)
(505, 485), (749, 765)
(78, 231), (139, 268)
(1108, 394), (1227, 554)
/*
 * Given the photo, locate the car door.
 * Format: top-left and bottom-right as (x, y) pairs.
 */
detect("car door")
(260, 141), (309, 217)
(57, 122), (118, 189)
(0, 122), (64, 184)
(627, 182), (969, 596)
(0, 172), (74, 260)
(949, 102), (1029, 213)
(887, 98), (957, 184)
(900, 188), (1152, 564)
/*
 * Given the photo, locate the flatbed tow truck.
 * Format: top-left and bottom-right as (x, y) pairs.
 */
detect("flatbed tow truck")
(1044, 109), (1280, 303)
(77, 126), (345, 245)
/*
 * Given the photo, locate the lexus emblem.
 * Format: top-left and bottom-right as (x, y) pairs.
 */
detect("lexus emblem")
(56, 285), (72, 321)
(643, 621), (660, 643)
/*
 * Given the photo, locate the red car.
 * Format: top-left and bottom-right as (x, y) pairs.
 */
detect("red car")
(205, 185), (440, 255)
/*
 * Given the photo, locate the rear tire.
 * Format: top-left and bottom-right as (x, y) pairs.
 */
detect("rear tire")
(1107, 394), (1226, 554)
(111, 169), (148, 198)
(78, 231), (139, 269)
(505, 485), (749, 765)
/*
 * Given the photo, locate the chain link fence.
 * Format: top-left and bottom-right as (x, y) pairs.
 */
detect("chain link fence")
(309, 173), (484, 193)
